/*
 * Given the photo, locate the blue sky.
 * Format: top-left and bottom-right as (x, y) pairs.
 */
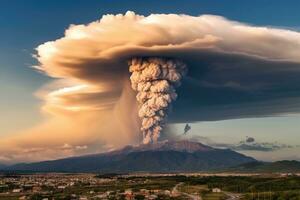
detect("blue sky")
(0, 0), (300, 162)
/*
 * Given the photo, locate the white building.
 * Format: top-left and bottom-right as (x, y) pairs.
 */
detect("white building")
(212, 188), (221, 193)
(13, 188), (22, 193)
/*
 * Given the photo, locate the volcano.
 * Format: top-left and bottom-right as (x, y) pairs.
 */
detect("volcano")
(6, 140), (255, 173)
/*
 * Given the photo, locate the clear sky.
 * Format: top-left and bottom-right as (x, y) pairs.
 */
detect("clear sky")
(1, 0), (300, 163)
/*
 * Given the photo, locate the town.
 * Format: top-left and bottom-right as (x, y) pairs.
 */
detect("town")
(0, 173), (299, 200)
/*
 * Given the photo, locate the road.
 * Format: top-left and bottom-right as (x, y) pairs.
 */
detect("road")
(171, 182), (183, 194)
(225, 192), (241, 200)
(184, 192), (202, 200)
(171, 182), (202, 200)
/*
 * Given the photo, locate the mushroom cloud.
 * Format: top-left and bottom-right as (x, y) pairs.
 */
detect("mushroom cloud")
(34, 11), (300, 145)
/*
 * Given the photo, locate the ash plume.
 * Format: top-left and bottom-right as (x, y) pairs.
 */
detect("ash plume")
(3, 11), (300, 162)
(129, 57), (187, 143)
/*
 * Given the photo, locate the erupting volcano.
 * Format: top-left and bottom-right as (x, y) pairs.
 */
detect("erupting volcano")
(19, 10), (300, 158)
(129, 58), (187, 143)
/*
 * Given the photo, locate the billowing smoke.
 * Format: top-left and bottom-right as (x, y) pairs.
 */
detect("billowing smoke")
(3, 11), (300, 163)
(246, 137), (255, 143)
(129, 57), (187, 143)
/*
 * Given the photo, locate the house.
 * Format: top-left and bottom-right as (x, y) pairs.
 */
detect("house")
(148, 194), (158, 200)
(94, 193), (108, 199)
(140, 189), (149, 195)
(124, 189), (133, 200)
(13, 188), (23, 193)
(32, 186), (42, 193)
(125, 189), (132, 195)
(212, 188), (221, 193)
(57, 185), (66, 189)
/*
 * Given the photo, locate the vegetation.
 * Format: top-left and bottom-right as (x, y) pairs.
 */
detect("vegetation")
(243, 190), (300, 200)
(0, 174), (299, 199)
(229, 160), (300, 173)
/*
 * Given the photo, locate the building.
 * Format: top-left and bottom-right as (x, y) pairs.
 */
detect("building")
(212, 188), (221, 193)
(124, 189), (133, 200)
(57, 185), (67, 189)
(13, 188), (23, 193)
(32, 186), (42, 193)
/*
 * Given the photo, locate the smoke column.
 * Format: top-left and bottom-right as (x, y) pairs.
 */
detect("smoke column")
(129, 57), (187, 144)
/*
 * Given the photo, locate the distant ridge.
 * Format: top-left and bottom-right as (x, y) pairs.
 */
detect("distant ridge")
(5, 140), (255, 173)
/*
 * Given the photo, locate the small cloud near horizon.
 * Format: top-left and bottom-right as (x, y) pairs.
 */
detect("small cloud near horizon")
(187, 135), (295, 152)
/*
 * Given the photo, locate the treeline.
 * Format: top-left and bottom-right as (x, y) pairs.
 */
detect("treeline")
(131, 175), (300, 193)
(180, 176), (300, 193)
(243, 190), (300, 200)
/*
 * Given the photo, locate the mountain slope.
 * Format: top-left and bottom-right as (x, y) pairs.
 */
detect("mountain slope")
(0, 163), (6, 170)
(6, 140), (255, 173)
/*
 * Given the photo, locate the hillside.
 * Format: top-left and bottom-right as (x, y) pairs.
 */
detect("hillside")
(5, 140), (255, 173)
(0, 163), (6, 170)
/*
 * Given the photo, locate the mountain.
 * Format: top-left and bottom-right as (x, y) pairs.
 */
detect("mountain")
(6, 140), (255, 173)
(228, 160), (300, 173)
(0, 163), (7, 170)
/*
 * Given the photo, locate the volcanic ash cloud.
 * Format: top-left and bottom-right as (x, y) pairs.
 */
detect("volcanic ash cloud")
(129, 58), (187, 143)
(4, 11), (300, 162)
